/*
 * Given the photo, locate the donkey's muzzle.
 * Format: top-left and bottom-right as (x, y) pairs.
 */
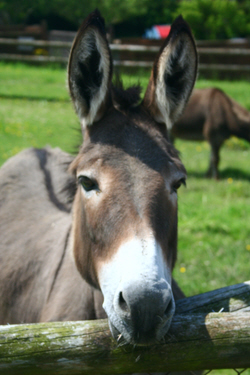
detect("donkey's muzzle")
(112, 280), (175, 345)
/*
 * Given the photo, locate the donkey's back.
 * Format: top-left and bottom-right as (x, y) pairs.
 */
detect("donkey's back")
(0, 147), (105, 324)
(172, 88), (250, 178)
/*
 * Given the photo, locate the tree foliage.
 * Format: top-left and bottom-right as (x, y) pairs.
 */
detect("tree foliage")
(1, 0), (250, 39)
(174, 0), (250, 40)
(0, 0), (150, 26)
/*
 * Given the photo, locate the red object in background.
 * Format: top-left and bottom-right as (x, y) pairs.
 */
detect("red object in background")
(155, 25), (171, 39)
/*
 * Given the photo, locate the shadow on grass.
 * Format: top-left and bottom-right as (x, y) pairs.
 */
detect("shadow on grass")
(0, 94), (69, 102)
(187, 168), (250, 181)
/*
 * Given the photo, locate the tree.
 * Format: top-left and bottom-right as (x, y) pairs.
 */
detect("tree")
(175, 0), (250, 40)
(0, 0), (150, 27)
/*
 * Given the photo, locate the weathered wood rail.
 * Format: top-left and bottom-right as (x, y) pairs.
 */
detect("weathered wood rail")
(0, 281), (250, 375)
(1, 38), (250, 76)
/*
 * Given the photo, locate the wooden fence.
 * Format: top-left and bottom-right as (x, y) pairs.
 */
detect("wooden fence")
(1, 37), (250, 78)
(0, 281), (250, 374)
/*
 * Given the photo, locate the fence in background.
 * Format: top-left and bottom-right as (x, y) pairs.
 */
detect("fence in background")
(1, 36), (250, 78)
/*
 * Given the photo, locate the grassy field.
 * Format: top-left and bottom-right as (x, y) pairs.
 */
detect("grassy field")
(0, 61), (249, 290)
(0, 62), (250, 373)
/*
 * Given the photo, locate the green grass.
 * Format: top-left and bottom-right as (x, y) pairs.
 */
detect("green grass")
(0, 62), (250, 291)
(0, 98), (79, 163)
(0, 62), (250, 374)
(0, 62), (69, 101)
(173, 140), (250, 296)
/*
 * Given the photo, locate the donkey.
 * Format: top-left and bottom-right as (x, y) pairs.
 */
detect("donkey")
(0, 10), (197, 346)
(171, 87), (250, 179)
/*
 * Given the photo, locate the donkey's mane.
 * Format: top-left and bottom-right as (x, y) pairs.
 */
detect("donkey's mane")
(112, 77), (142, 110)
(111, 79), (182, 161)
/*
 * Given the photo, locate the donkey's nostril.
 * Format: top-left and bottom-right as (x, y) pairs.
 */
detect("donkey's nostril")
(118, 291), (129, 312)
(164, 297), (174, 318)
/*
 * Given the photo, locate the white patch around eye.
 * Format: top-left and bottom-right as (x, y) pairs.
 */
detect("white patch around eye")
(76, 170), (94, 180)
(76, 169), (98, 200)
(76, 167), (112, 202)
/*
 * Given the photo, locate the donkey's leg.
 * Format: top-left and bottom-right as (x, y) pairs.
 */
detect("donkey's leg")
(206, 140), (222, 179)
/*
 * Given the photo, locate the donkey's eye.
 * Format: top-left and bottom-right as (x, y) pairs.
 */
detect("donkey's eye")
(172, 178), (186, 193)
(78, 176), (98, 192)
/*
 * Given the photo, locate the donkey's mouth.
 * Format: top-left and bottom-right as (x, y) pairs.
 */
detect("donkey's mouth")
(108, 313), (174, 346)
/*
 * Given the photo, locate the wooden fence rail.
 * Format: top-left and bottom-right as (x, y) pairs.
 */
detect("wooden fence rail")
(1, 38), (250, 76)
(2, 38), (250, 54)
(0, 281), (250, 375)
(0, 53), (68, 64)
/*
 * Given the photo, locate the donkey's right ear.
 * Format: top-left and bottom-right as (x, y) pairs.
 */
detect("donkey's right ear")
(68, 10), (112, 131)
(143, 16), (197, 130)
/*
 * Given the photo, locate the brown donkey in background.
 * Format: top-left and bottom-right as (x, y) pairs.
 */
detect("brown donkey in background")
(0, 10), (197, 346)
(171, 87), (250, 179)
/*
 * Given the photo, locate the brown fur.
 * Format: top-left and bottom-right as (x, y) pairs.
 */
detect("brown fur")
(0, 147), (105, 323)
(0, 10), (197, 353)
(70, 107), (185, 290)
(0, 146), (185, 323)
(171, 88), (250, 178)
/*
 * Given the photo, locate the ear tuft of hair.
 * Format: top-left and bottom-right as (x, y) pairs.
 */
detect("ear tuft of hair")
(112, 77), (142, 110)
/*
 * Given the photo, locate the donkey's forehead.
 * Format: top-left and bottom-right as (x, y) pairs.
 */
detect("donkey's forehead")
(75, 108), (186, 175)
(75, 140), (184, 178)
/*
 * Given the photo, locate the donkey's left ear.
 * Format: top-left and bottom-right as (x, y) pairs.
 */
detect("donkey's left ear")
(68, 10), (112, 130)
(143, 16), (197, 129)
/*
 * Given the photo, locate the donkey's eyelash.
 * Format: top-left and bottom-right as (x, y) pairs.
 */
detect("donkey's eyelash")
(78, 176), (99, 192)
(181, 178), (186, 187)
(172, 178), (186, 192)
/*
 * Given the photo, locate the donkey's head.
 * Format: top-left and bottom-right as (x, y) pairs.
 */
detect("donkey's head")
(68, 10), (197, 345)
